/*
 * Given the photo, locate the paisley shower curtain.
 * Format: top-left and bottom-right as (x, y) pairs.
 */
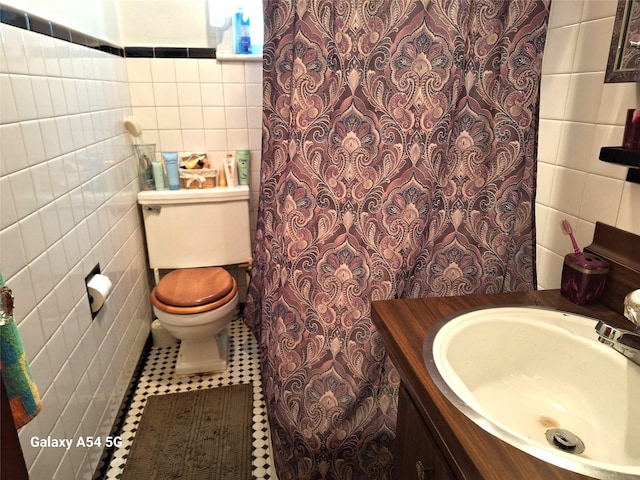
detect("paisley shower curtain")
(244, 0), (549, 478)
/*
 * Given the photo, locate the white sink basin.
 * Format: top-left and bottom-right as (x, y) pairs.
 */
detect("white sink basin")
(424, 306), (640, 479)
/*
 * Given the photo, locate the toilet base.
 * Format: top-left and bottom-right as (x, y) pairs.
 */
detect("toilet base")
(175, 328), (229, 376)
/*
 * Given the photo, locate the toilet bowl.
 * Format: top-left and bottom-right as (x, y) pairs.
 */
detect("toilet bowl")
(137, 186), (252, 375)
(150, 267), (238, 375)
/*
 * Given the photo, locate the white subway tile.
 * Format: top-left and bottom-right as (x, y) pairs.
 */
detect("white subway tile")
(17, 307), (45, 361)
(536, 162), (555, 206)
(150, 58), (176, 83)
(204, 129), (228, 151)
(19, 211), (47, 262)
(21, 120), (47, 166)
(158, 129), (184, 151)
(48, 240), (68, 285)
(7, 265), (37, 322)
(68, 115), (87, 151)
(226, 129), (250, 151)
(223, 83), (247, 107)
(177, 82), (202, 106)
(126, 58), (153, 82)
(23, 30), (46, 76)
(539, 74), (570, 120)
(30, 76), (55, 118)
(55, 194), (75, 235)
(31, 162), (55, 208)
(198, 59), (223, 83)
(76, 80), (90, 113)
(548, 0), (584, 28)
(40, 35), (61, 77)
(56, 40), (74, 78)
(179, 106), (204, 129)
(8, 168), (38, 219)
(29, 251), (54, 303)
(69, 187), (87, 225)
(0, 176), (18, 228)
(0, 223), (26, 277)
(39, 288), (62, 341)
(548, 167), (587, 216)
(153, 82), (179, 106)
(70, 44), (86, 79)
(0, 123), (29, 174)
(201, 83), (225, 106)
(39, 202), (62, 247)
(156, 106), (182, 129)
(62, 228), (82, 269)
(542, 25), (579, 74)
(244, 62), (263, 83)
(174, 58), (200, 83)
(10, 75), (38, 121)
(129, 82), (156, 107)
(581, 0), (617, 21)
(182, 129), (206, 151)
(0, 24), (29, 74)
(131, 106), (158, 130)
(48, 78), (68, 116)
(597, 81), (640, 125)
(225, 106), (248, 129)
(556, 121), (595, 171)
(54, 275), (78, 321)
(247, 106), (261, 129)
(564, 72), (604, 123)
(246, 84), (262, 108)
(221, 62), (245, 83)
(39, 118), (62, 159)
(0, 74), (19, 124)
(572, 18), (614, 73)
(203, 106), (226, 128)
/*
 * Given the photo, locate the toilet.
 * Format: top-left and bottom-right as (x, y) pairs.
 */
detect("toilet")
(137, 187), (252, 375)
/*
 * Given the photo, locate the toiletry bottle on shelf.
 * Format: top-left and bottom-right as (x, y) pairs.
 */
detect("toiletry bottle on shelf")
(152, 160), (165, 190)
(223, 154), (237, 187)
(162, 152), (180, 190)
(134, 144), (156, 191)
(234, 8), (252, 54)
(218, 163), (227, 187)
(236, 149), (250, 185)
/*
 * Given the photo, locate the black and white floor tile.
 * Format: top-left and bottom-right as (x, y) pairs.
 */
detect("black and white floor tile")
(99, 317), (276, 480)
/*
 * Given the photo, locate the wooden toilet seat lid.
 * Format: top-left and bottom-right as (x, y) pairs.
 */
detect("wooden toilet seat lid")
(154, 267), (234, 307)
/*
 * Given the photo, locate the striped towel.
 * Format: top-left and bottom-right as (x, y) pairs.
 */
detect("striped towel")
(0, 269), (41, 429)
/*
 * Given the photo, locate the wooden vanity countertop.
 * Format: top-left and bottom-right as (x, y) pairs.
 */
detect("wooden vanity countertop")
(371, 289), (633, 480)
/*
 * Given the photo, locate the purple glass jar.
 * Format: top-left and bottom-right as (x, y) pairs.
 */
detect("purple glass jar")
(560, 252), (610, 305)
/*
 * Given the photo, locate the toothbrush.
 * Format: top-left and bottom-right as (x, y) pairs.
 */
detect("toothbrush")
(561, 219), (581, 254)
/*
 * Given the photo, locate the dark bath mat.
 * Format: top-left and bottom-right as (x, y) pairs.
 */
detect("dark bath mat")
(121, 384), (253, 480)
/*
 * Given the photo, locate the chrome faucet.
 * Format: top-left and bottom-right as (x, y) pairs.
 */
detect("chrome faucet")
(595, 289), (640, 367)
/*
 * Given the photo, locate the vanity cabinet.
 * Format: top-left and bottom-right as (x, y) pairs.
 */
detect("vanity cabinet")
(374, 223), (640, 480)
(396, 384), (454, 480)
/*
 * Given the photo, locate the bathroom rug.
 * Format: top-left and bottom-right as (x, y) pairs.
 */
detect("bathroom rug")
(120, 383), (252, 480)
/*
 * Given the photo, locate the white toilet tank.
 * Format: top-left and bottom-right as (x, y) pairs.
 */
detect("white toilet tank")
(137, 186), (252, 269)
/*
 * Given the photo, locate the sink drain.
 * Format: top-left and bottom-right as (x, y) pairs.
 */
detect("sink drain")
(545, 428), (585, 454)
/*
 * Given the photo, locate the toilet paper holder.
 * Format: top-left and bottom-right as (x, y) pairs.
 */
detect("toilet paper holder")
(85, 264), (112, 319)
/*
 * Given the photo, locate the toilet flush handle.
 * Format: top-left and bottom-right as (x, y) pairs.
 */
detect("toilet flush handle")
(143, 205), (161, 214)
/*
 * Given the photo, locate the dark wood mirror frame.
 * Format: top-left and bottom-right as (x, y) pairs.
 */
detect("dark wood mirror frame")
(605, 0), (640, 83)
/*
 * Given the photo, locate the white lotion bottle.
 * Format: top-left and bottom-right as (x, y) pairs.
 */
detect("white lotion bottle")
(223, 154), (237, 188)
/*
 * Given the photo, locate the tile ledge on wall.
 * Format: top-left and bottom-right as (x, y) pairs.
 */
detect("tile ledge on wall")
(215, 53), (262, 63)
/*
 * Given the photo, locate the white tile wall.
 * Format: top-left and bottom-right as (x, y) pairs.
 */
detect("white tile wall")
(2, 34), (262, 479)
(537, 0), (640, 290)
(0, 23), (151, 479)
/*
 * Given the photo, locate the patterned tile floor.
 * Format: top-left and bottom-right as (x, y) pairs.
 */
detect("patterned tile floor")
(100, 317), (277, 480)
